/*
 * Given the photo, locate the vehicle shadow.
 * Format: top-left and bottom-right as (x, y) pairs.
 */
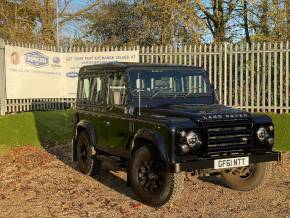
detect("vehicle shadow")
(42, 142), (229, 201)
(96, 167), (138, 201)
(42, 142), (231, 202)
(32, 110), (138, 201)
(185, 172), (229, 189)
(43, 142), (138, 201)
(197, 176), (229, 188)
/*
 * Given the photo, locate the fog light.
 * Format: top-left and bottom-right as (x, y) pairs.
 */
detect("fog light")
(268, 138), (274, 145)
(180, 144), (190, 153)
(180, 131), (186, 137)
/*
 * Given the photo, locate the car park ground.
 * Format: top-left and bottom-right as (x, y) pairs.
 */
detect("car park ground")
(0, 144), (289, 218)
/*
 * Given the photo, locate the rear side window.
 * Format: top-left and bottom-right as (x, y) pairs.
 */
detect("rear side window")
(90, 77), (105, 103)
(78, 76), (106, 104)
(80, 78), (91, 100)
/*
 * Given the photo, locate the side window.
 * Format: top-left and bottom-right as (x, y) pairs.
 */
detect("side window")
(108, 73), (127, 105)
(78, 76), (106, 104)
(90, 76), (106, 104)
(78, 78), (91, 100)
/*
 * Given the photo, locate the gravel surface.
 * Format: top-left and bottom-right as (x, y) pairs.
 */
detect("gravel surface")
(0, 145), (289, 218)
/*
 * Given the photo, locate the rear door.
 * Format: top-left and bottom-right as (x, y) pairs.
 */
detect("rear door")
(77, 74), (107, 150)
(101, 71), (130, 158)
(88, 74), (107, 148)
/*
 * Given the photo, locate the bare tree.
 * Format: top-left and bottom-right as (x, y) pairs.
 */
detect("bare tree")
(195, 0), (239, 43)
(36, 0), (100, 45)
(0, 0), (100, 45)
(259, 0), (270, 37)
(0, 0), (37, 43)
(242, 0), (251, 44)
(85, 0), (204, 46)
(287, 0), (290, 40)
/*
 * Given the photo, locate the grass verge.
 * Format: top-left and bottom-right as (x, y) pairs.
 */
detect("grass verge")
(0, 110), (74, 155)
(0, 111), (289, 155)
(268, 114), (290, 152)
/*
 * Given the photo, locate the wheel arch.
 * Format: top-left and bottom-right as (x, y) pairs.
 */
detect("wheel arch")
(76, 120), (97, 147)
(130, 129), (170, 163)
(72, 120), (97, 162)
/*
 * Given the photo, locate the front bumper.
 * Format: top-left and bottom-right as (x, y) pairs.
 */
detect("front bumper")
(174, 151), (281, 173)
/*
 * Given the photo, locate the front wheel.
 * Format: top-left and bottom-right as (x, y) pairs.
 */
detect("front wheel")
(221, 162), (272, 191)
(129, 146), (184, 207)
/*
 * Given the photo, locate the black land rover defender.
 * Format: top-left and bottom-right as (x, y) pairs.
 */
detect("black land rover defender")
(72, 62), (280, 207)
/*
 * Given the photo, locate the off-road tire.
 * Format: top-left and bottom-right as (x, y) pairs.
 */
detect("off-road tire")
(129, 146), (184, 207)
(76, 131), (101, 176)
(221, 162), (272, 191)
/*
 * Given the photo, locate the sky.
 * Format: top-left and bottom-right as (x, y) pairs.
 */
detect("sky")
(59, 0), (93, 39)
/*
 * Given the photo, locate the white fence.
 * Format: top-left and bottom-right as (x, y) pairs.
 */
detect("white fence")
(140, 43), (290, 113)
(5, 98), (76, 114)
(0, 40), (290, 114)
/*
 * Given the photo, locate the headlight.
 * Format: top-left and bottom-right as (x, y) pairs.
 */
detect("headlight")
(186, 131), (202, 150)
(177, 130), (202, 153)
(256, 127), (269, 141)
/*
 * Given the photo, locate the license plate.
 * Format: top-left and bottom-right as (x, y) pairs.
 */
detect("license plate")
(214, 157), (249, 169)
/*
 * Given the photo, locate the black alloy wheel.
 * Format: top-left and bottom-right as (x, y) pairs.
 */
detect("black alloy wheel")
(129, 146), (184, 207)
(138, 159), (164, 194)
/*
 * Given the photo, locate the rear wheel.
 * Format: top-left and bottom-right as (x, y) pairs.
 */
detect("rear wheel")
(129, 146), (184, 207)
(77, 131), (101, 176)
(221, 162), (272, 191)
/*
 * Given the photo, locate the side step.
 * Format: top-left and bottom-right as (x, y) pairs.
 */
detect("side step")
(96, 154), (128, 168)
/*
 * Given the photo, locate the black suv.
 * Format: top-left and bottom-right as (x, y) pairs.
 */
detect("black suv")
(72, 62), (280, 207)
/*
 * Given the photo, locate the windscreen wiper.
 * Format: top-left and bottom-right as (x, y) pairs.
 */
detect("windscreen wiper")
(151, 90), (162, 98)
(185, 87), (206, 97)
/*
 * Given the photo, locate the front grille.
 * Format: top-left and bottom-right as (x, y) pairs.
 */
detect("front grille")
(206, 122), (253, 152)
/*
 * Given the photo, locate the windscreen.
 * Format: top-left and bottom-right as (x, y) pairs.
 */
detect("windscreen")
(129, 68), (211, 98)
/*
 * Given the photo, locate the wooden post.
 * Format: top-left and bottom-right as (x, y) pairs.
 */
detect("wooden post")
(0, 39), (6, 115)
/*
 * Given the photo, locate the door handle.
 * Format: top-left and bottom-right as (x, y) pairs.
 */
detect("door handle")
(103, 121), (110, 126)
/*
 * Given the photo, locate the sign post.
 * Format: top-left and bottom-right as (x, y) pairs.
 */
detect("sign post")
(0, 39), (6, 115)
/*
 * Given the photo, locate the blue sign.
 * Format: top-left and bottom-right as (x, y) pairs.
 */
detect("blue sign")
(66, 72), (78, 78)
(25, 51), (49, 67)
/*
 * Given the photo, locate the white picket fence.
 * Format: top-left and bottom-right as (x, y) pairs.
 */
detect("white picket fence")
(140, 42), (290, 113)
(0, 40), (290, 114)
(5, 98), (76, 114)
